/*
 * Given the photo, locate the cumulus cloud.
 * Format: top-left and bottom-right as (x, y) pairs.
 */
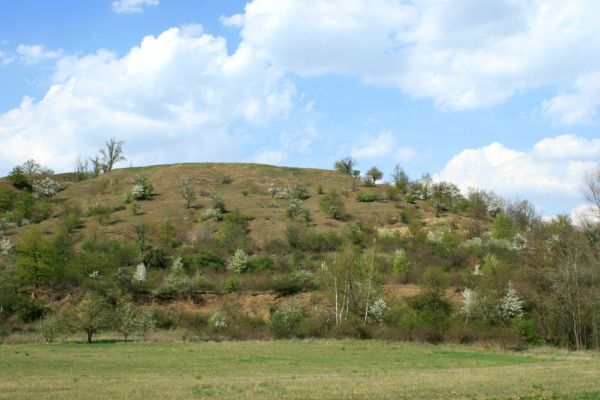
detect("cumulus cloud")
(17, 44), (62, 64)
(571, 203), (599, 226)
(226, 0), (600, 120)
(351, 131), (415, 162)
(0, 27), (294, 173)
(533, 134), (600, 160)
(112, 0), (159, 14)
(435, 136), (597, 199)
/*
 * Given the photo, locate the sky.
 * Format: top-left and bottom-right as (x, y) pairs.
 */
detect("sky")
(0, 0), (599, 220)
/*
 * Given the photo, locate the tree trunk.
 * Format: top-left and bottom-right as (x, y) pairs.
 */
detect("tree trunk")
(87, 329), (93, 344)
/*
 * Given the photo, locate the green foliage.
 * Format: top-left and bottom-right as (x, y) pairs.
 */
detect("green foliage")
(222, 275), (240, 293)
(334, 157), (358, 175)
(125, 175), (153, 201)
(14, 229), (53, 289)
(227, 249), (250, 273)
(37, 312), (66, 342)
(356, 191), (378, 202)
(364, 166), (383, 185)
(179, 176), (196, 208)
(270, 300), (307, 338)
(273, 269), (315, 296)
(247, 255), (274, 272)
(86, 203), (113, 225)
(319, 191), (345, 219)
(8, 166), (30, 190)
(211, 195), (226, 213)
(286, 198), (311, 222)
(492, 212), (518, 239)
(0, 185), (17, 212)
(184, 250), (225, 271)
(74, 293), (112, 343)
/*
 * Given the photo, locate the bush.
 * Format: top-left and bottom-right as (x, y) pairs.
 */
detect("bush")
(273, 269), (315, 296)
(32, 177), (60, 198)
(319, 191), (345, 220)
(270, 300), (307, 338)
(227, 249), (250, 273)
(184, 250), (225, 271)
(8, 167), (30, 190)
(248, 255), (274, 272)
(37, 313), (65, 342)
(211, 195), (226, 213)
(125, 175), (153, 201)
(288, 183), (310, 200)
(16, 297), (46, 323)
(222, 275), (240, 293)
(200, 208), (223, 221)
(86, 203), (112, 225)
(356, 191), (378, 202)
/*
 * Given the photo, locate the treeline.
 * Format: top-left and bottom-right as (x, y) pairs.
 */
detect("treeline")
(0, 153), (599, 349)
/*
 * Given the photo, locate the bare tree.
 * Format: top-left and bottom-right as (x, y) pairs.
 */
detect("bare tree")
(99, 138), (126, 172)
(583, 165), (600, 213)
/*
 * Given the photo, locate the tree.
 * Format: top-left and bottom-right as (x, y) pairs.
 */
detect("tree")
(583, 164), (600, 214)
(391, 165), (410, 193)
(75, 293), (111, 343)
(227, 249), (250, 273)
(14, 229), (52, 289)
(364, 167), (383, 186)
(334, 157), (358, 175)
(99, 138), (126, 172)
(179, 176), (196, 208)
(319, 191), (345, 220)
(115, 299), (138, 341)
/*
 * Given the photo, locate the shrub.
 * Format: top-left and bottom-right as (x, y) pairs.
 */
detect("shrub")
(222, 275), (240, 293)
(31, 177), (60, 198)
(286, 199), (311, 222)
(209, 311), (227, 330)
(211, 195), (226, 213)
(201, 208), (223, 221)
(37, 313), (65, 342)
(8, 167), (30, 190)
(248, 255), (274, 272)
(227, 249), (250, 273)
(319, 191), (345, 220)
(270, 300), (307, 338)
(368, 298), (390, 324)
(86, 203), (112, 225)
(124, 175), (153, 201)
(356, 191), (378, 202)
(273, 269), (315, 296)
(179, 176), (196, 208)
(288, 183), (310, 200)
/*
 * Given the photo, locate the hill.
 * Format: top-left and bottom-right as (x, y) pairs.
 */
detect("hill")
(1, 161), (599, 350)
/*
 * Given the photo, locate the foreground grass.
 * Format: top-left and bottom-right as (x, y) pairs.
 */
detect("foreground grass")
(1, 340), (599, 399)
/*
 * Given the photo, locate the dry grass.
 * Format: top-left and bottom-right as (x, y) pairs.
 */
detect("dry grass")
(1, 340), (599, 399)
(8, 163), (468, 247)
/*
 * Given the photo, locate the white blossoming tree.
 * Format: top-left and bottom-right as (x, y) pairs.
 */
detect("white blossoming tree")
(132, 263), (147, 283)
(459, 288), (477, 322)
(227, 249), (249, 273)
(500, 281), (524, 319)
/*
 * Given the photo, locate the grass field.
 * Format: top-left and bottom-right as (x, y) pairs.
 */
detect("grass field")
(1, 340), (599, 399)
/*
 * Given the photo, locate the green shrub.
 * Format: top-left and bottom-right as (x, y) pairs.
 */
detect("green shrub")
(222, 275), (240, 293)
(184, 250), (225, 271)
(270, 300), (307, 338)
(319, 191), (345, 220)
(356, 191), (378, 202)
(124, 175), (153, 201)
(86, 203), (112, 225)
(273, 269), (315, 296)
(8, 167), (30, 190)
(248, 255), (274, 272)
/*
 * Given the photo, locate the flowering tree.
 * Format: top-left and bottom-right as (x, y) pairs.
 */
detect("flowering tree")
(227, 249), (249, 273)
(500, 281), (524, 319)
(32, 177), (60, 198)
(132, 263), (147, 283)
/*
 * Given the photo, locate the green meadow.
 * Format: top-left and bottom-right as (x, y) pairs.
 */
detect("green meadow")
(1, 340), (599, 399)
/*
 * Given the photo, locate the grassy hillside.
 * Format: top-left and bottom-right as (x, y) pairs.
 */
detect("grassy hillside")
(12, 162), (473, 246)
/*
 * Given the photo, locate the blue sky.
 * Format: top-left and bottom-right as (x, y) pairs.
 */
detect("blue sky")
(0, 0), (599, 219)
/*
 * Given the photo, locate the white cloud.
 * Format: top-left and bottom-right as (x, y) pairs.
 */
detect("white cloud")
(253, 150), (286, 165)
(0, 27), (294, 173)
(571, 203), (599, 226)
(112, 0), (159, 14)
(0, 49), (14, 65)
(351, 131), (415, 161)
(533, 134), (600, 160)
(17, 44), (62, 64)
(435, 136), (597, 200)
(226, 0), (600, 120)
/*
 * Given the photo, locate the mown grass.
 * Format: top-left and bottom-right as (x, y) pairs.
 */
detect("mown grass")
(1, 340), (599, 399)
